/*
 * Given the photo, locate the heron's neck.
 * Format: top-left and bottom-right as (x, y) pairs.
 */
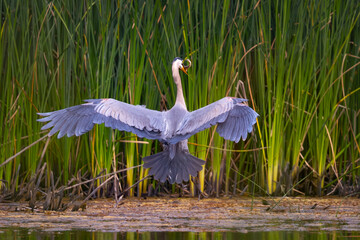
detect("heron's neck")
(173, 70), (187, 109)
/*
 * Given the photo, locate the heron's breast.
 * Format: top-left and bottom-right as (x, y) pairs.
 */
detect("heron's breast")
(163, 105), (188, 140)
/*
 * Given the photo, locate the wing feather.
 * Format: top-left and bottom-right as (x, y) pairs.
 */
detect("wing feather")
(38, 98), (166, 140)
(217, 102), (259, 142)
(173, 97), (258, 143)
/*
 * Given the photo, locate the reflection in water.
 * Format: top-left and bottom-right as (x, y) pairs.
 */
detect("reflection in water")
(1, 229), (360, 240)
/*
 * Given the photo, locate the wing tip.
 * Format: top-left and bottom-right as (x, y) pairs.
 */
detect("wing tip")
(37, 112), (52, 117)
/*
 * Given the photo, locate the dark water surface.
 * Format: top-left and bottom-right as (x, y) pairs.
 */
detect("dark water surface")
(0, 229), (360, 240)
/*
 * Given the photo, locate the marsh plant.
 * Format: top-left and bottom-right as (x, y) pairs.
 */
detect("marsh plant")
(0, 0), (359, 199)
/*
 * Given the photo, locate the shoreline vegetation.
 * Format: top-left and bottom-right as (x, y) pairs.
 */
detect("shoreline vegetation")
(1, 0), (359, 206)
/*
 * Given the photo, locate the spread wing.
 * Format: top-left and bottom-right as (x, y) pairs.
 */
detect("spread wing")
(37, 99), (166, 140)
(171, 97), (258, 143)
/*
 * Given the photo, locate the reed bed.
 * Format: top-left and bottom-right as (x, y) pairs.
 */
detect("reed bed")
(0, 0), (359, 200)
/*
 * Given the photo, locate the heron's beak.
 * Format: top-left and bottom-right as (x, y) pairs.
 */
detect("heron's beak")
(180, 65), (188, 75)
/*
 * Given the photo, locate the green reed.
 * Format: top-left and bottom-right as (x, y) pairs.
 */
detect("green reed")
(0, 0), (359, 197)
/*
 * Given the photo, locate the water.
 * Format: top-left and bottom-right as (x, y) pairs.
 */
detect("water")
(0, 229), (359, 240)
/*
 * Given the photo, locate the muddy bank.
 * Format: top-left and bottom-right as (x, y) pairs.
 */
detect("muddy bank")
(0, 197), (359, 232)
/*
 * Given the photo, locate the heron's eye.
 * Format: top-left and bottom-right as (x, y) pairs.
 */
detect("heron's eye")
(182, 59), (191, 69)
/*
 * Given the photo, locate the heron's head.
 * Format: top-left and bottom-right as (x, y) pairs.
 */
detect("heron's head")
(172, 57), (191, 75)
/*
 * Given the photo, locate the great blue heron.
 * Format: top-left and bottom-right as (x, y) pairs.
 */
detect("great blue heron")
(38, 57), (259, 184)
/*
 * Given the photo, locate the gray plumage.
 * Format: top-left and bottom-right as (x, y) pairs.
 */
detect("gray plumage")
(38, 58), (259, 184)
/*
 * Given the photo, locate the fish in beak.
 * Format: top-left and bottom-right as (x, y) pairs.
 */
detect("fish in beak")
(180, 59), (191, 75)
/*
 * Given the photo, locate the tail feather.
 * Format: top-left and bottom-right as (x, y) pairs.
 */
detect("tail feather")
(176, 154), (191, 182)
(177, 154), (196, 180)
(144, 151), (169, 182)
(187, 156), (205, 174)
(143, 146), (205, 184)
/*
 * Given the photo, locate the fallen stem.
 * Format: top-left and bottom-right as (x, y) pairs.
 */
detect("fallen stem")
(0, 135), (49, 168)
